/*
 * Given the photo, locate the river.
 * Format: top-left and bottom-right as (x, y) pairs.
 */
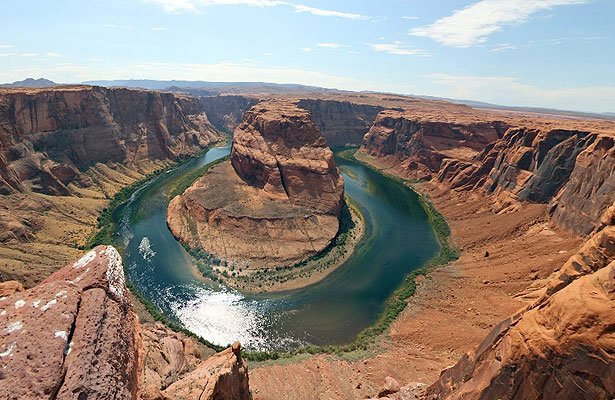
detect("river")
(117, 144), (439, 351)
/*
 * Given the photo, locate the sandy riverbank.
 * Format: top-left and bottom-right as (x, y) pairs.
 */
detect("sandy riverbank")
(212, 198), (365, 294)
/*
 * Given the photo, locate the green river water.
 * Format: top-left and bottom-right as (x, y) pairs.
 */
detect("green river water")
(116, 145), (439, 351)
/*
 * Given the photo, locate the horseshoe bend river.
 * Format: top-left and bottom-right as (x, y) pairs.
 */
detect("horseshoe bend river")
(116, 144), (440, 351)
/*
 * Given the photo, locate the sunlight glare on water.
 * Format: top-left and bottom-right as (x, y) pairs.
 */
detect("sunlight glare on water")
(170, 285), (304, 350)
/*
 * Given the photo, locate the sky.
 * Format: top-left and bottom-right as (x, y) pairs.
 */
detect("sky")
(1, 0), (614, 112)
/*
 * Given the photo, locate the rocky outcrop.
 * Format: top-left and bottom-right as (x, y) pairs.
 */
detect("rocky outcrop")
(437, 128), (614, 234)
(361, 109), (508, 180)
(200, 95), (257, 132)
(0, 246), (141, 400)
(297, 99), (384, 146)
(425, 206), (615, 400)
(168, 100), (344, 269)
(0, 86), (220, 195)
(0, 247), (253, 400)
(230, 101), (343, 215)
(140, 323), (213, 400)
(550, 135), (615, 235)
(162, 342), (251, 400)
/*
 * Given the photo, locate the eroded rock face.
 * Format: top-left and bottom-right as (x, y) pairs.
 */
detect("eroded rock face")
(200, 95), (258, 132)
(168, 100), (344, 269)
(297, 99), (384, 146)
(0, 86), (220, 195)
(0, 246), (140, 400)
(0, 247), (253, 400)
(162, 342), (252, 400)
(140, 323), (214, 400)
(361, 110), (508, 180)
(230, 100), (343, 215)
(425, 207), (615, 400)
(550, 135), (615, 235)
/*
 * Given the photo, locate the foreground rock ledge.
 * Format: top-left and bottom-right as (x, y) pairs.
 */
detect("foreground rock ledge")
(0, 246), (252, 400)
(168, 100), (344, 269)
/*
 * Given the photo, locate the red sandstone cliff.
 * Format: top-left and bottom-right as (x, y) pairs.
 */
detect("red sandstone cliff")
(200, 95), (383, 146)
(360, 109), (615, 236)
(296, 99), (384, 146)
(0, 86), (220, 195)
(361, 109), (508, 180)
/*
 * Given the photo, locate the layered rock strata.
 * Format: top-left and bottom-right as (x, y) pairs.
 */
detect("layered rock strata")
(168, 100), (344, 269)
(361, 109), (615, 236)
(296, 99), (384, 146)
(0, 86), (219, 195)
(200, 95), (383, 146)
(0, 246), (252, 400)
(361, 109), (508, 181)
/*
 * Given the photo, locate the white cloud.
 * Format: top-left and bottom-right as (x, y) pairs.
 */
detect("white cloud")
(152, 27), (167, 31)
(0, 53), (16, 57)
(46, 52), (62, 57)
(293, 5), (368, 20)
(0, 45), (14, 49)
(21, 53), (39, 57)
(411, 0), (590, 47)
(143, 0), (284, 13)
(317, 42), (344, 48)
(301, 47), (315, 53)
(370, 42), (429, 56)
(490, 43), (517, 52)
(426, 73), (615, 113)
(143, 0), (369, 19)
(402, 16), (419, 20)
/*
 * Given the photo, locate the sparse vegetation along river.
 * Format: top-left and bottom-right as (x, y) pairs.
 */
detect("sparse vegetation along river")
(114, 144), (440, 351)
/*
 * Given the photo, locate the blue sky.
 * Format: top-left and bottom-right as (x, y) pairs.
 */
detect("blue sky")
(1, 0), (614, 112)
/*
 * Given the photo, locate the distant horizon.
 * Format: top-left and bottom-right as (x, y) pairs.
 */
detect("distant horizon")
(2, 1), (614, 113)
(2, 76), (614, 117)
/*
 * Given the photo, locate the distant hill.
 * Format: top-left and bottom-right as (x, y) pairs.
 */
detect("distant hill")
(0, 78), (58, 88)
(81, 79), (341, 95)
(413, 94), (615, 121)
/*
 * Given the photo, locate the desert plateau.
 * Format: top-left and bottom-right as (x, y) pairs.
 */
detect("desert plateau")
(1, 1), (614, 399)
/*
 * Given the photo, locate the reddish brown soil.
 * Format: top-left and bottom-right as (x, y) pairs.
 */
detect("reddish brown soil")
(249, 178), (582, 400)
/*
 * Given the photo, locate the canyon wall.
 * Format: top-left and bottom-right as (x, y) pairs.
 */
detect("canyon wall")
(0, 246), (252, 400)
(0, 86), (220, 195)
(200, 95), (383, 146)
(296, 99), (384, 146)
(361, 109), (509, 181)
(168, 100), (344, 270)
(360, 109), (615, 236)
(0, 85), (222, 286)
(200, 94), (258, 132)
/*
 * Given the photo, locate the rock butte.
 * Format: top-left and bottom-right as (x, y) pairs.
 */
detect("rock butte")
(167, 100), (344, 269)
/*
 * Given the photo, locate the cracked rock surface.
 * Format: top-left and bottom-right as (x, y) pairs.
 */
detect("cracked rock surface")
(0, 245), (140, 400)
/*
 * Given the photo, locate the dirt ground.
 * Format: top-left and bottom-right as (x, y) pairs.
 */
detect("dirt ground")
(0, 159), (170, 287)
(248, 180), (582, 400)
